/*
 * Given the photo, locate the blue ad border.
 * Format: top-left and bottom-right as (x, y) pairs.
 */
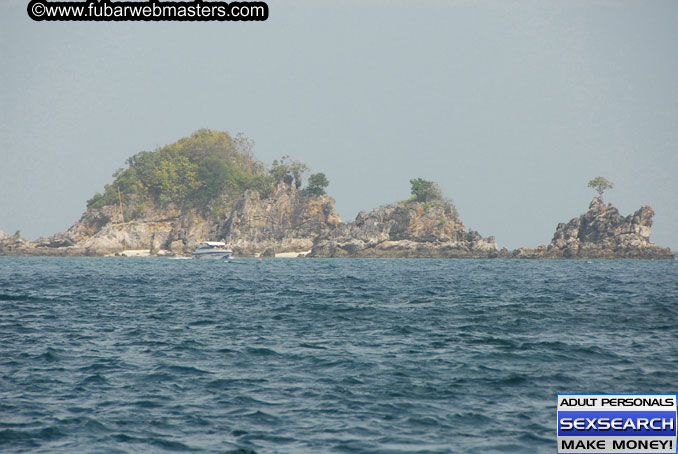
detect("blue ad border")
(556, 394), (678, 454)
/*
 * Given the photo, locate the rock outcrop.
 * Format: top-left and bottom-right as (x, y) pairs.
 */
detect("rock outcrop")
(0, 230), (33, 255)
(308, 202), (498, 258)
(513, 197), (674, 259)
(214, 188), (341, 256)
(25, 206), (194, 256)
(3, 195), (673, 260)
(1, 186), (341, 257)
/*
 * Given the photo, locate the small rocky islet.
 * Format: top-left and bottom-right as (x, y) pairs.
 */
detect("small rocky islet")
(0, 130), (673, 259)
(513, 197), (672, 259)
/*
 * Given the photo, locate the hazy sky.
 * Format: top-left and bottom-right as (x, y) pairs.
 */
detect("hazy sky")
(2, 0), (677, 250)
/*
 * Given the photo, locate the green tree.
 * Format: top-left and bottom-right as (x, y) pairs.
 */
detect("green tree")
(587, 176), (614, 197)
(409, 178), (443, 203)
(270, 155), (291, 185)
(290, 161), (309, 189)
(270, 155), (308, 188)
(305, 172), (329, 196)
(86, 130), (268, 215)
(85, 130), (321, 220)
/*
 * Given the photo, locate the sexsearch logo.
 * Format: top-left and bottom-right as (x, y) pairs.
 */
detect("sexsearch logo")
(557, 394), (677, 453)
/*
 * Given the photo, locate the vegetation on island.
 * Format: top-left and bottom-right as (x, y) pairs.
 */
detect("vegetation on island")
(270, 155), (308, 189)
(587, 176), (614, 197)
(304, 173), (330, 196)
(409, 178), (443, 203)
(402, 178), (458, 217)
(87, 129), (329, 219)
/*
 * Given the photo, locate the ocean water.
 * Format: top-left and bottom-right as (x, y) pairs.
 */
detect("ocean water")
(1, 257), (676, 454)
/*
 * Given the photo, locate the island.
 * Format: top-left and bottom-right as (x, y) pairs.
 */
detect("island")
(0, 130), (673, 259)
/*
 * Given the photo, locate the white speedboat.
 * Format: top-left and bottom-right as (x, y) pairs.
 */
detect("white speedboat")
(192, 241), (233, 259)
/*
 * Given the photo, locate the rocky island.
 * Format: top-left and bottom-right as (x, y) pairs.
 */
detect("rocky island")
(0, 130), (673, 259)
(513, 196), (673, 259)
(308, 202), (498, 258)
(0, 130), (341, 258)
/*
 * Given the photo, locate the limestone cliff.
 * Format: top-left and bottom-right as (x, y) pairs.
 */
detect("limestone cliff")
(0, 230), (33, 255)
(1, 186), (341, 257)
(214, 187), (341, 256)
(308, 202), (498, 258)
(513, 197), (674, 259)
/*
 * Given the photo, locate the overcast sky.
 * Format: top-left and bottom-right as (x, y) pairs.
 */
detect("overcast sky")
(2, 0), (677, 250)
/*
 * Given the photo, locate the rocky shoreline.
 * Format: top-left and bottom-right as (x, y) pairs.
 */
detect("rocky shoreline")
(0, 192), (673, 259)
(308, 202), (499, 258)
(4, 129), (671, 260)
(513, 197), (674, 260)
(511, 197), (673, 259)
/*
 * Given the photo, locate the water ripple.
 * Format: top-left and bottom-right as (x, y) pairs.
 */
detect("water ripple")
(0, 257), (676, 453)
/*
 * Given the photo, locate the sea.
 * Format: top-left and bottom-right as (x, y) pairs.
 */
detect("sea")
(1, 257), (676, 454)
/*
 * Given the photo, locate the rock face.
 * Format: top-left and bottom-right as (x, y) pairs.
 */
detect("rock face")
(0, 230), (33, 255)
(308, 202), (498, 258)
(1, 186), (341, 257)
(3, 194), (673, 260)
(215, 188), (341, 256)
(513, 197), (674, 259)
(29, 206), (198, 256)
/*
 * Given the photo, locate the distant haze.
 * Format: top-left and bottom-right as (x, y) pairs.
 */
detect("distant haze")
(2, 0), (677, 250)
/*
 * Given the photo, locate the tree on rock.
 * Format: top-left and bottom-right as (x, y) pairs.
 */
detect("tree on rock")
(270, 156), (309, 189)
(587, 176), (614, 197)
(409, 178), (443, 203)
(305, 172), (329, 196)
(406, 178), (458, 217)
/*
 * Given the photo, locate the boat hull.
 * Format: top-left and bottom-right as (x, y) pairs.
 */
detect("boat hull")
(192, 251), (232, 259)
